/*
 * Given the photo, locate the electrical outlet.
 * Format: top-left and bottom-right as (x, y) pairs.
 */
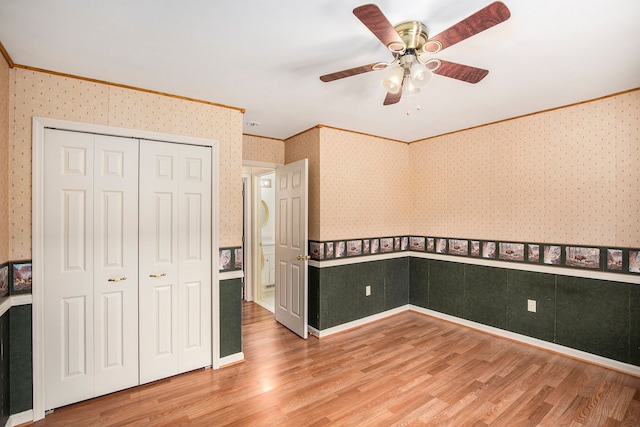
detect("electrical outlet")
(365, 285), (371, 296)
(527, 299), (537, 313)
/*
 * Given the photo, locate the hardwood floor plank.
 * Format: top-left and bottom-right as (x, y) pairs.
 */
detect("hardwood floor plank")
(28, 302), (640, 426)
(622, 399), (640, 426)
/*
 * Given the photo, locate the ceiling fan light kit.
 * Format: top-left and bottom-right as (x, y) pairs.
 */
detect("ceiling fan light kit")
(382, 66), (404, 94)
(382, 49), (433, 97)
(409, 62), (431, 87)
(402, 76), (421, 97)
(320, 2), (511, 106)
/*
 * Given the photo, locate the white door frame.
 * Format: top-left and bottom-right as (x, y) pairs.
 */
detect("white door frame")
(32, 117), (220, 422)
(241, 173), (254, 302)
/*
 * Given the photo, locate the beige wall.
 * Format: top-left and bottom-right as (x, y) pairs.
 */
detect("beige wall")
(410, 90), (640, 247)
(242, 134), (284, 164)
(285, 127), (321, 240)
(294, 91), (639, 249)
(290, 127), (411, 242)
(0, 56), (8, 263)
(9, 68), (244, 259)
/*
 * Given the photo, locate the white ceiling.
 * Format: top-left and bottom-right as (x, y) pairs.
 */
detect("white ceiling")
(1, 0), (639, 142)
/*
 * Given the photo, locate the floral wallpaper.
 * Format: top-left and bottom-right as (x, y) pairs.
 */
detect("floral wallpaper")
(243, 134), (284, 164)
(285, 127), (321, 240)
(410, 90), (640, 248)
(8, 68), (244, 259)
(316, 126), (411, 241)
(0, 56), (9, 263)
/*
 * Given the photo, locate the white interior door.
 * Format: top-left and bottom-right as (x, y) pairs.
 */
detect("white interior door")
(139, 140), (212, 383)
(275, 159), (309, 338)
(43, 129), (139, 409)
(139, 141), (181, 383)
(177, 144), (212, 373)
(92, 135), (140, 395)
(44, 129), (95, 409)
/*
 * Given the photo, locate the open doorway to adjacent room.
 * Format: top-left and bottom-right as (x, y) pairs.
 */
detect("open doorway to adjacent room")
(242, 163), (278, 313)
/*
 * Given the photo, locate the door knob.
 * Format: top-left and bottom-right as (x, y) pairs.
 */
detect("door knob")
(108, 277), (127, 282)
(149, 273), (167, 278)
(296, 255), (311, 261)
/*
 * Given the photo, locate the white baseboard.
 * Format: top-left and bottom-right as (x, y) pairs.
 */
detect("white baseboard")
(308, 305), (409, 338)
(408, 305), (640, 377)
(219, 352), (244, 367)
(7, 409), (33, 427)
(219, 270), (244, 281)
(254, 299), (274, 314)
(0, 295), (34, 317)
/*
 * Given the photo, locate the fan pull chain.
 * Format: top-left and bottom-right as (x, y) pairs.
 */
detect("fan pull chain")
(407, 105), (422, 116)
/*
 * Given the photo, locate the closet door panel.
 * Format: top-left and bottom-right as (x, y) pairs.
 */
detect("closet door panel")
(139, 141), (180, 384)
(178, 145), (211, 372)
(43, 129), (95, 410)
(139, 141), (212, 379)
(185, 281), (203, 348)
(93, 136), (139, 395)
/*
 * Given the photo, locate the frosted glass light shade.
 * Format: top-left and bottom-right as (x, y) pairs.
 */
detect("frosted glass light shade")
(403, 77), (420, 96)
(382, 66), (404, 94)
(410, 62), (432, 88)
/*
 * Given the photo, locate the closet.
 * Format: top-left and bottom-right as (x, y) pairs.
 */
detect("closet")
(42, 129), (212, 410)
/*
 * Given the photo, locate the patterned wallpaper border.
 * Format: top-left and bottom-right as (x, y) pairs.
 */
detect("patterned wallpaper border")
(0, 260), (32, 296)
(3, 253), (242, 288)
(310, 237), (640, 276)
(219, 247), (243, 272)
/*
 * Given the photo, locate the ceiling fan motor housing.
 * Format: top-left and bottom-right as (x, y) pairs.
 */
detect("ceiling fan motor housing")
(394, 21), (429, 51)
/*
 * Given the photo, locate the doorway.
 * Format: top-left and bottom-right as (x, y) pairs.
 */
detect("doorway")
(242, 163), (277, 313)
(242, 159), (309, 338)
(256, 171), (275, 311)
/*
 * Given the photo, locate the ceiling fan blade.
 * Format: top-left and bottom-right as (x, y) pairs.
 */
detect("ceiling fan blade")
(320, 62), (383, 82)
(433, 60), (489, 84)
(426, 2), (510, 52)
(353, 4), (406, 53)
(383, 87), (402, 106)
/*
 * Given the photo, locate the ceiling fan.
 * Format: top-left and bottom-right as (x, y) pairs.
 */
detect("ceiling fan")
(320, 2), (511, 105)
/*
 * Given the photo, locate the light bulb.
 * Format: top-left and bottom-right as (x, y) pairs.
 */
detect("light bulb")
(382, 66), (404, 94)
(409, 63), (432, 88)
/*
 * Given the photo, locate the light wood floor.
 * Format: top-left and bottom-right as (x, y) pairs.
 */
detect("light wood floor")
(29, 302), (640, 426)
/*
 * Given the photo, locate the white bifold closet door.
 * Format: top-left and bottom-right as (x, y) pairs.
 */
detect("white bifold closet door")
(138, 140), (212, 384)
(43, 131), (212, 410)
(44, 130), (139, 410)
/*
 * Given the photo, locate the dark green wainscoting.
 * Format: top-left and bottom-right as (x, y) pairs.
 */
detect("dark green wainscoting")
(309, 257), (409, 330)
(1, 310), (9, 425)
(311, 257), (640, 367)
(9, 305), (32, 415)
(631, 285), (640, 366)
(0, 304), (33, 422)
(220, 278), (243, 358)
(410, 258), (640, 366)
(555, 276), (630, 362)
